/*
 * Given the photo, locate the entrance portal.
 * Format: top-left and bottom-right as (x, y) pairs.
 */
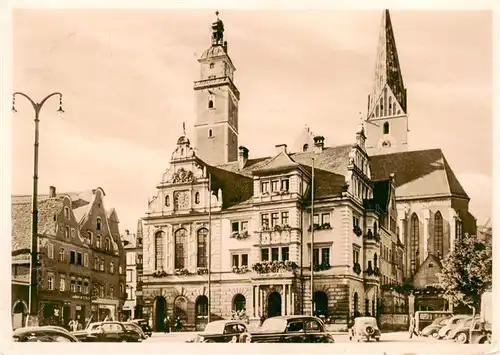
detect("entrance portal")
(267, 292), (282, 317)
(154, 297), (166, 332)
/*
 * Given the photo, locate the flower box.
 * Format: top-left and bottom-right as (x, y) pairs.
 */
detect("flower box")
(152, 269), (167, 277)
(352, 263), (361, 275)
(313, 262), (331, 272)
(173, 268), (190, 276)
(252, 260), (298, 274)
(232, 265), (250, 274)
(231, 230), (249, 240)
(353, 226), (363, 237)
(197, 267), (209, 275)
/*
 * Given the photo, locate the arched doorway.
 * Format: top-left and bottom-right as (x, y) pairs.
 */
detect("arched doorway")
(154, 296), (166, 332)
(174, 296), (188, 325)
(12, 301), (27, 329)
(267, 292), (281, 318)
(353, 292), (359, 317)
(313, 291), (328, 316)
(195, 296), (208, 331)
(233, 294), (246, 312)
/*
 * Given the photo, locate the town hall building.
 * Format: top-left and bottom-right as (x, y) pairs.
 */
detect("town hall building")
(140, 10), (476, 331)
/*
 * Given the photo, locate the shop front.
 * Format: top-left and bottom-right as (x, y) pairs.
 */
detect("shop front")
(91, 298), (119, 321)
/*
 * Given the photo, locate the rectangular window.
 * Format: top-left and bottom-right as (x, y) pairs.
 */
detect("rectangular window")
(232, 254), (239, 268)
(59, 248), (65, 262)
(261, 248), (269, 261)
(127, 270), (132, 282)
(241, 254), (248, 266)
(261, 181), (269, 194)
(83, 281), (89, 294)
(261, 214), (269, 229)
(281, 179), (289, 191)
(271, 180), (279, 192)
(59, 275), (66, 292)
(83, 253), (89, 267)
(271, 247), (279, 261)
(353, 249), (359, 264)
(321, 213), (330, 225)
(110, 261), (115, 274)
(99, 285), (104, 298)
(109, 286), (114, 298)
(281, 211), (289, 226)
(241, 221), (248, 231)
(77, 252), (82, 265)
(94, 257), (99, 270)
(100, 259), (104, 272)
(232, 222), (239, 232)
(70, 279), (76, 293)
(353, 216), (359, 228)
(76, 280), (82, 293)
(313, 248), (320, 265)
(47, 274), (54, 290)
(313, 214), (320, 225)
(47, 243), (54, 259)
(70, 251), (76, 264)
(322, 248), (330, 265)
(271, 213), (279, 227)
(281, 247), (289, 261)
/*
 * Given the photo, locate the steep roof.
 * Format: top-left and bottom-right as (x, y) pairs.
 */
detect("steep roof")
(205, 165), (253, 209)
(364, 179), (391, 213)
(12, 198), (62, 252)
(11, 190), (92, 209)
(370, 149), (469, 199)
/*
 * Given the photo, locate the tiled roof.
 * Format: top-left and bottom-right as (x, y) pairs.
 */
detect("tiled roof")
(11, 190), (92, 209)
(252, 151), (301, 175)
(290, 144), (352, 177)
(12, 198), (62, 252)
(370, 149), (469, 199)
(206, 165), (254, 209)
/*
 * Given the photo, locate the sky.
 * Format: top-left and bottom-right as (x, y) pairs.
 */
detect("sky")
(11, 9), (493, 233)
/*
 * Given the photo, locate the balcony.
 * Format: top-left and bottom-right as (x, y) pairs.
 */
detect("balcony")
(363, 231), (380, 246)
(363, 267), (380, 286)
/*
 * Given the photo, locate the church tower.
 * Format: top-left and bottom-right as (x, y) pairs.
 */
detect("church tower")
(365, 10), (409, 156)
(194, 11), (240, 166)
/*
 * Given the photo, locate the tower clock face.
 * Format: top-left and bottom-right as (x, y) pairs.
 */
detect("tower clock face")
(174, 191), (190, 210)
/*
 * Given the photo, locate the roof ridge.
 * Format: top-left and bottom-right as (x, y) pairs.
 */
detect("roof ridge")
(440, 153), (469, 199)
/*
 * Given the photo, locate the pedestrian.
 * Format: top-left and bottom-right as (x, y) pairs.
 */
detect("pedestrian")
(165, 316), (171, 333)
(409, 314), (418, 339)
(175, 317), (182, 332)
(348, 318), (355, 341)
(67, 319), (74, 331)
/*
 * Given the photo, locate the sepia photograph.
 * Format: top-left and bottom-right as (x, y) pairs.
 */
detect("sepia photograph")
(5, 2), (495, 353)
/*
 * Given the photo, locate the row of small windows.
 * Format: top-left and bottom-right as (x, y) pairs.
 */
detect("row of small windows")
(165, 193), (201, 207)
(261, 211), (289, 229)
(261, 178), (290, 194)
(372, 96), (401, 118)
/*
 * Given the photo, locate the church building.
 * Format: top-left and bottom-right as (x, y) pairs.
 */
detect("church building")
(140, 10), (476, 331)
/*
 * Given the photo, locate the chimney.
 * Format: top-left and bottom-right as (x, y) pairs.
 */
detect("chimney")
(125, 229), (130, 235)
(275, 144), (287, 155)
(313, 136), (324, 153)
(238, 146), (249, 169)
(49, 186), (56, 198)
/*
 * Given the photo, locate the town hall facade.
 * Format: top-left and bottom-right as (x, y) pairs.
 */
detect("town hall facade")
(140, 11), (476, 331)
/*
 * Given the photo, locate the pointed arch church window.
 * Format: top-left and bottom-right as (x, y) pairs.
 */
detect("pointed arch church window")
(410, 213), (419, 275)
(376, 106), (379, 117)
(380, 98), (384, 113)
(208, 129), (213, 138)
(208, 100), (214, 109)
(434, 211), (444, 258)
(388, 97), (392, 110)
(383, 122), (390, 135)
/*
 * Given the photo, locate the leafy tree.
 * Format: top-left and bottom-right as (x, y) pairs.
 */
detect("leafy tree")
(437, 231), (492, 312)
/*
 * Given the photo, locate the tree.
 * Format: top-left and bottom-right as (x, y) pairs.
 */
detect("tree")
(437, 232), (492, 312)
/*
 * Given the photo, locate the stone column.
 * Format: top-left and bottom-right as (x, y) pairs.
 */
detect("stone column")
(291, 289), (294, 315)
(281, 284), (286, 315)
(423, 209), (430, 262)
(259, 288), (263, 316)
(449, 209), (457, 252)
(287, 285), (292, 316)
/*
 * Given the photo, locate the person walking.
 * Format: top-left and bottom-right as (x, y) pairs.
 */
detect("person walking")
(175, 317), (182, 332)
(409, 314), (418, 339)
(348, 318), (355, 341)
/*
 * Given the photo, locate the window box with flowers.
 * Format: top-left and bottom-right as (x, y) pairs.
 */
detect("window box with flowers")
(313, 261), (331, 272)
(197, 267), (209, 275)
(231, 230), (249, 240)
(352, 262), (362, 275)
(232, 265), (250, 274)
(365, 230), (380, 242)
(152, 269), (167, 278)
(252, 260), (298, 274)
(353, 225), (363, 237)
(308, 223), (332, 232)
(365, 265), (380, 276)
(173, 268), (190, 276)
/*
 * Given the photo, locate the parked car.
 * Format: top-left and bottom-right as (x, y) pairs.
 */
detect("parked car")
(449, 316), (478, 343)
(437, 315), (470, 339)
(122, 322), (148, 340)
(13, 326), (79, 342)
(243, 315), (335, 343)
(351, 317), (381, 342)
(191, 320), (249, 343)
(421, 316), (452, 338)
(130, 319), (152, 337)
(470, 291), (492, 344)
(72, 321), (143, 342)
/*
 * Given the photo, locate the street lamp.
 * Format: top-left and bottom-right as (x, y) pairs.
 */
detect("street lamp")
(12, 91), (64, 326)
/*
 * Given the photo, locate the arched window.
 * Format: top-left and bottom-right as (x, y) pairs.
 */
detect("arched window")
(373, 222), (378, 237)
(165, 195), (170, 207)
(96, 217), (101, 231)
(376, 105), (379, 117)
(410, 213), (419, 275)
(195, 192), (200, 204)
(195, 296), (208, 318)
(303, 143), (309, 152)
(233, 294), (246, 312)
(197, 228), (208, 268)
(208, 100), (214, 109)
(456, 219), (463, 240)
(64, 226), (70, 239)
(388, 96), (392, 111)
(208, 129), (213, 137)
(64, 207), (70, 219)
(105, 237), (110, 251)
(374, 253), (378, 269)
(175, 228), (188, 269)
(155, 231), (165, 270)
(380, 98), (384, 114)
(313, 291), (328, 316)
(96, 235), (101, 249)
(434, 211), (444, 258)
(383, 122), (389, 135)
(353, 292), (359, 316)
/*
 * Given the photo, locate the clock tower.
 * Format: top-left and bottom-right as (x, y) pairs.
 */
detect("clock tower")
(365, 10), (409, 156)
(194, 12), (240, 166)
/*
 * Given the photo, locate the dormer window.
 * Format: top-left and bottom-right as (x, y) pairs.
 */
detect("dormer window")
(105, 237), (110, 251)
(64, 226), (70, 239)
(96, 217), (102, 231)
(281, 179), (289, 192)
(64, 207), (70, 219)
(271, 180), (279, 192)
(261, 181), (269, 194)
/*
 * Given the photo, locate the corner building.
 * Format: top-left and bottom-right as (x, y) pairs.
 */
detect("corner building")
(141, 13), (405, 331)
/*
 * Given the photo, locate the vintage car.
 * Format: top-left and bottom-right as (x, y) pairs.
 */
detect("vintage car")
(437, 314), (470, 339)
(421, 316), (452, 338)
(448, 316), (478, 343)
(72, 321), (143, 342)
(13, 326), (79, 342)
(191, 320), (249, 343)
(130, 318), (153, 337)
(351, 317), (381, 342)
(242, 315), (335, 343)
(122, 322), (148, 340)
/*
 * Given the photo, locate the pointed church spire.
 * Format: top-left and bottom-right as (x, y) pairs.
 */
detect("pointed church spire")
(367, 10), (407, 120)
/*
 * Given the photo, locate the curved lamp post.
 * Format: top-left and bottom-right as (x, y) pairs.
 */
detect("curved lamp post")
(12, 92), (64, 326)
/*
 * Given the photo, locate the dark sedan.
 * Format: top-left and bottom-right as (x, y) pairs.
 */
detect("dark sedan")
(130, 319), (152, 337)
(13, 326), (79, 342)
(244, 315), (335, 343)
(72, 321), (143, 342)
(191, 320), (248, 343)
